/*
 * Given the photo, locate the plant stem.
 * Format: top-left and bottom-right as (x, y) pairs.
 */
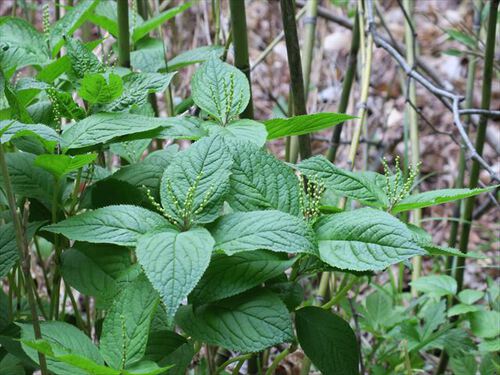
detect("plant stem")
(444, 0), (482, 271)
(435, 1), (498, 372)
(229, 0), (254, 119)
(347, 7), (373, 170)
(401, 0), (423, 295)
(326, 9), (360, 162)
(214, 353), (252, 374)
(265, 348), (290, 375)
(280, 0), (311, 161)
(0, 144), (48, 375)
(117, 0), (131, 67)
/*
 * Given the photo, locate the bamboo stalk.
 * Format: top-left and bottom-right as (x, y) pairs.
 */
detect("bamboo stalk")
(229, 0), (254, 119)
(435, 1), (498, 373)
(326, 9), (360, 162)
(401, 0), (423, 295)
(117, 0), (131, 67)
(0, 145), (48, 375)
(280, 0), (311, 161)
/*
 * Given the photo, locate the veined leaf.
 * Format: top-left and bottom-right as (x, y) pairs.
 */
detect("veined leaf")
(0, 221), (45, 278)
(226, 141), (301, 215)
(130, 38), (166, 73)
(211, 210), (317, 255)
(207, 119), (267, 147)
(296, 306), (359, 375)
(168, 45), (224, 71)
(469, 310), (500, 338)
(264, 112), (354, 140)
(410, 275), (457, 297)
(19, 321), (104, 375)
(0, 120), (60, 150)
(65, 37), (104, 79)
(297, 156), (388, 207)
(44, 205), (172, 246)
(136, 227), (214, 323)
(110, 139), (151, 164)
(315, 208), (425, 271)
(34, 154), (96, 179)
(458, 289), (484, 305)
(49, 0), (98, 56)
(190, 250), (295, 305)
(60, 243), (136, 308)
(392, 187), (492, 213)
(0, 152), (55, 207)
(21, 339), (118, 375)
(78, 73), (123, 104)
(61, 112), (182, 150)
(132, 3), (191, 43)
(160, 136), (232, 226)
(191, 57), (250, 124)
(104, 72), (176, 112)
(0, 17), (49, 78)
(100, 275), (159, 370)
(176, 289), (293, 352)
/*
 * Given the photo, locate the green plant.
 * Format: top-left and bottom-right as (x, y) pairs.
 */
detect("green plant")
(0, 2), (497, 375)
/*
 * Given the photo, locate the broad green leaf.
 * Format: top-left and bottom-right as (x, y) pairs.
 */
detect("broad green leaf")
(112, 146), (178, 196)
(154, 116), (207, 140)
(0, 221), (45, 278)
(78, 73), (123, 104)
(37, 55), (72, 83)
(479, 339), (500, 352)
(144, 329), (187, 363)
(122, 361), (173, 375)
(136, 227), (214, 322)
(410, 275), (457, 297)
(49, 0), (98, 56)
(0, 353), (24, 375)
(65, 37), (104, 79)
(297, 156), (388, 207)
(419, 299), (447, 340)
(447, 304), (481, 317)
(264, 112), (354, 140)
(0, 152), (55, 207)
(34, 154), (96, 179)
(469, 310), (500, 338)
(60, 244), (136, 308)
(296, 306), (359, 375)
(45, 205), (172, 246)
(191, 57), (250, 124)
(211, 210), (317, 255)
(0, 17), (49, 77)
(100, 275), (159, 370)
(132, 3), (191, 42)
(190, 250), (295, 304)
(130, 38), (166, 73)
(48, 89), (86, 120)
(445, 29), (477, 49)
(110, 139), (151, 164)
(207, 119), (267, 147)
(0, 120), (60, 150)
(104, 72), (176, 112)
(363, 290), (400, 331)
(226, 142), (301, 215)
(21, 339), (118, 375)
(19, 321), (104, 375)
(315, 208), (424, 271)
(392, 187), (492, 213)
(458, 289), (484, 305)
(176, 289), (293, 352)
(168, 45), (224, 71)
(61, 112), (182, 150)
(450, 354), (478, 375)
(160, 136), (232, 226)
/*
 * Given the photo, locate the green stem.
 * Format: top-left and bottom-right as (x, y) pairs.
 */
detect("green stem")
(280, 0), (311, 160)
(213, 0), (221, 45)
(401, 0), (423, 295)
(265, 348), (290, 375)
(229, 0), (254, 119)
(214, 353), (252, 374)
(117, 0), (131, 67)
(0, 144), (48, 375)
(326, 8), (360, 162)
(322, 276), (357, 310)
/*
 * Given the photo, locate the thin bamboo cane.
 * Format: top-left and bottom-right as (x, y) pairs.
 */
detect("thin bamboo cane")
(117, 0), (131, 67)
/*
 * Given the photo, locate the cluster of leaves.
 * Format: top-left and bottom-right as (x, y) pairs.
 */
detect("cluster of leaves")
(0, 2), (495, 375)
